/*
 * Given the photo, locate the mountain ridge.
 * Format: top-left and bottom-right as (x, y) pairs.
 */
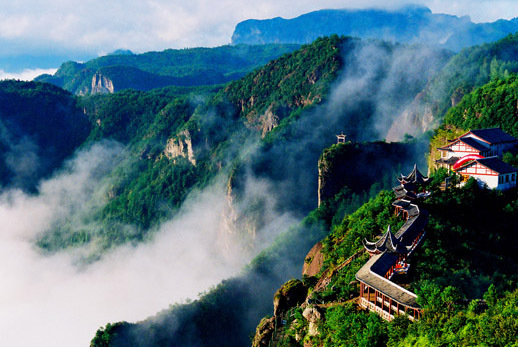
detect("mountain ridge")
(231, 5), (518, 52)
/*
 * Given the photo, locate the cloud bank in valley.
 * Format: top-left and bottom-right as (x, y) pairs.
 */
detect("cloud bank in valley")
(0, 142), (293, 347)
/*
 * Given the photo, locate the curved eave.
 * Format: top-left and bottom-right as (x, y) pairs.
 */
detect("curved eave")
(355, 252), (419, 308)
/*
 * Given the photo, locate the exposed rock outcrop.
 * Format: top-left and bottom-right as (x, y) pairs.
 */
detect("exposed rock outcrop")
(302, 306), (323, 336)
(218, 171), (262, 254)
(91, 73), (115, 94)
(273, 279), (308, 319)
(252, 317), (276, 347)
(302, 242), (324, 277)
(244, 103), (289, 137)
(164, 130), (196, 166)
(385, 91), (436, 142)
(258, 105), (280, 137)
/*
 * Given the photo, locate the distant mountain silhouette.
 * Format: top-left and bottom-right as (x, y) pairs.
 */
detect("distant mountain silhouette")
(231, 5), (518, 51)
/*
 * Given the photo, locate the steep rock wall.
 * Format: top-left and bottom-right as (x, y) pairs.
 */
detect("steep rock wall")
(91, 73), (115, 94)
(164, 130), (196, 166)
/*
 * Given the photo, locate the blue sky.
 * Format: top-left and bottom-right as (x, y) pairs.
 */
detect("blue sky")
(1, 0), (517, 78)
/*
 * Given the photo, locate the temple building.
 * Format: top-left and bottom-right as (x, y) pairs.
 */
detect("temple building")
(436, 128), (518, 170)
(356, 165), (428, 322)
(363, 226), (407, 255)
(398, 164), (429, 185)
(455, 156), (517, 190)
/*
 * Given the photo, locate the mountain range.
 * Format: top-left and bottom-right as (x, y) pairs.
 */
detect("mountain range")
(232, 5), (518, 52)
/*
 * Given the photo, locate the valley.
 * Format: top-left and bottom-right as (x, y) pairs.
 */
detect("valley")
(0, 4), (517, 347)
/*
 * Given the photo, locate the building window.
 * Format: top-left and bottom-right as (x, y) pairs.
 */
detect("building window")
(499, 176), (503, 184)
(506, 175), (509, 183)
(512, 173), (516, 182)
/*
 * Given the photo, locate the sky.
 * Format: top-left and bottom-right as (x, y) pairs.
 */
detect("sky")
(0, 0), (517, 79)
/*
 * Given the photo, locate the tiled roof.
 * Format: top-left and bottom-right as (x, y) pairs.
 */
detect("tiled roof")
(469, 128), (517, 144)
(356, 252), (419, 308)
(459, 137), (488, 151)
(475, 157), (518, 174)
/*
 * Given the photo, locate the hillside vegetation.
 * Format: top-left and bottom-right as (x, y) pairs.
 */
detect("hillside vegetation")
(87, 35), (451, 346)
(428, 74), (518, 168)
(35, 44), (300, 95)
(0, 80), (90, 192)
(255, 174), (518, 346)
(428, 33), (518, 118)
(35, 37), (346, 257)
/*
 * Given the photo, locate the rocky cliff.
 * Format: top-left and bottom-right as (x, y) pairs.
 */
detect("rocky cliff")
(385, 91), (436, 142)
(163, 130), (196, 166)
(318, 141), (420, 206)
(90, 73), (115, 94)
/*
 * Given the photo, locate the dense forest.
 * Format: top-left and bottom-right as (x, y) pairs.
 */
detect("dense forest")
(29, 35), (449, 261)
(35, 44), (300, 95)
(255, 175), (517, 346)
(87, 34), (518, 346)
(0, 81), (90, 191)
(248, 72), (518, 346)
(426, 33), (518, 119)
(84, 35), (451, 345)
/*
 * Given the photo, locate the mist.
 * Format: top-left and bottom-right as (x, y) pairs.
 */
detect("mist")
(247, 39), (448, 218)
(0, 68), (58, 81)
(0, 141), (295, 347)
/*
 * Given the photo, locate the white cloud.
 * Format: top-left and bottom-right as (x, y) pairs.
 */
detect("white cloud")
(0, 142), (294, 346)
(0, 0), (514, 59)
(0, 68), (58, 81)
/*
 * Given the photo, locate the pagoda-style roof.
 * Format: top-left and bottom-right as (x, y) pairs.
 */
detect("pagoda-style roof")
(363, 226), (407, 254)
(393, 184), (417, 200)
(392, 199), (420, 218)
(459, 137), (488, 151)
(398, 164), (429, 184)
(437, 137), (488, 152)
(395, 210), (429, 249)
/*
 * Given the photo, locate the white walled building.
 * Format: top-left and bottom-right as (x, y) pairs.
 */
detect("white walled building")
(436, 128), (518, 170)
(455, 156), (517, 190)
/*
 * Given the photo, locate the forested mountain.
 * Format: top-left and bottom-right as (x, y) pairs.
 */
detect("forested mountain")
(246, 74), (518, 346)
(250, 180), (518, 346)
(84, 35), (452, 346)
(0, 81), (90, 192)
(387, 32), (518, 140)
(34, 44), (299, 95)
(30, 35), (449, 261)
(231, 5), (518, 52)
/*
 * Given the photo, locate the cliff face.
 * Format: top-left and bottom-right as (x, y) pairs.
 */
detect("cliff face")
(219, 171), (265, 253)
(318, 141), (420, 206)
(302, 242), (324, 277)
(163, 130), (196, 166)
(90, 73), (115, 94)
(385, 91), (436, 142)
(257, 105), (280, 137)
